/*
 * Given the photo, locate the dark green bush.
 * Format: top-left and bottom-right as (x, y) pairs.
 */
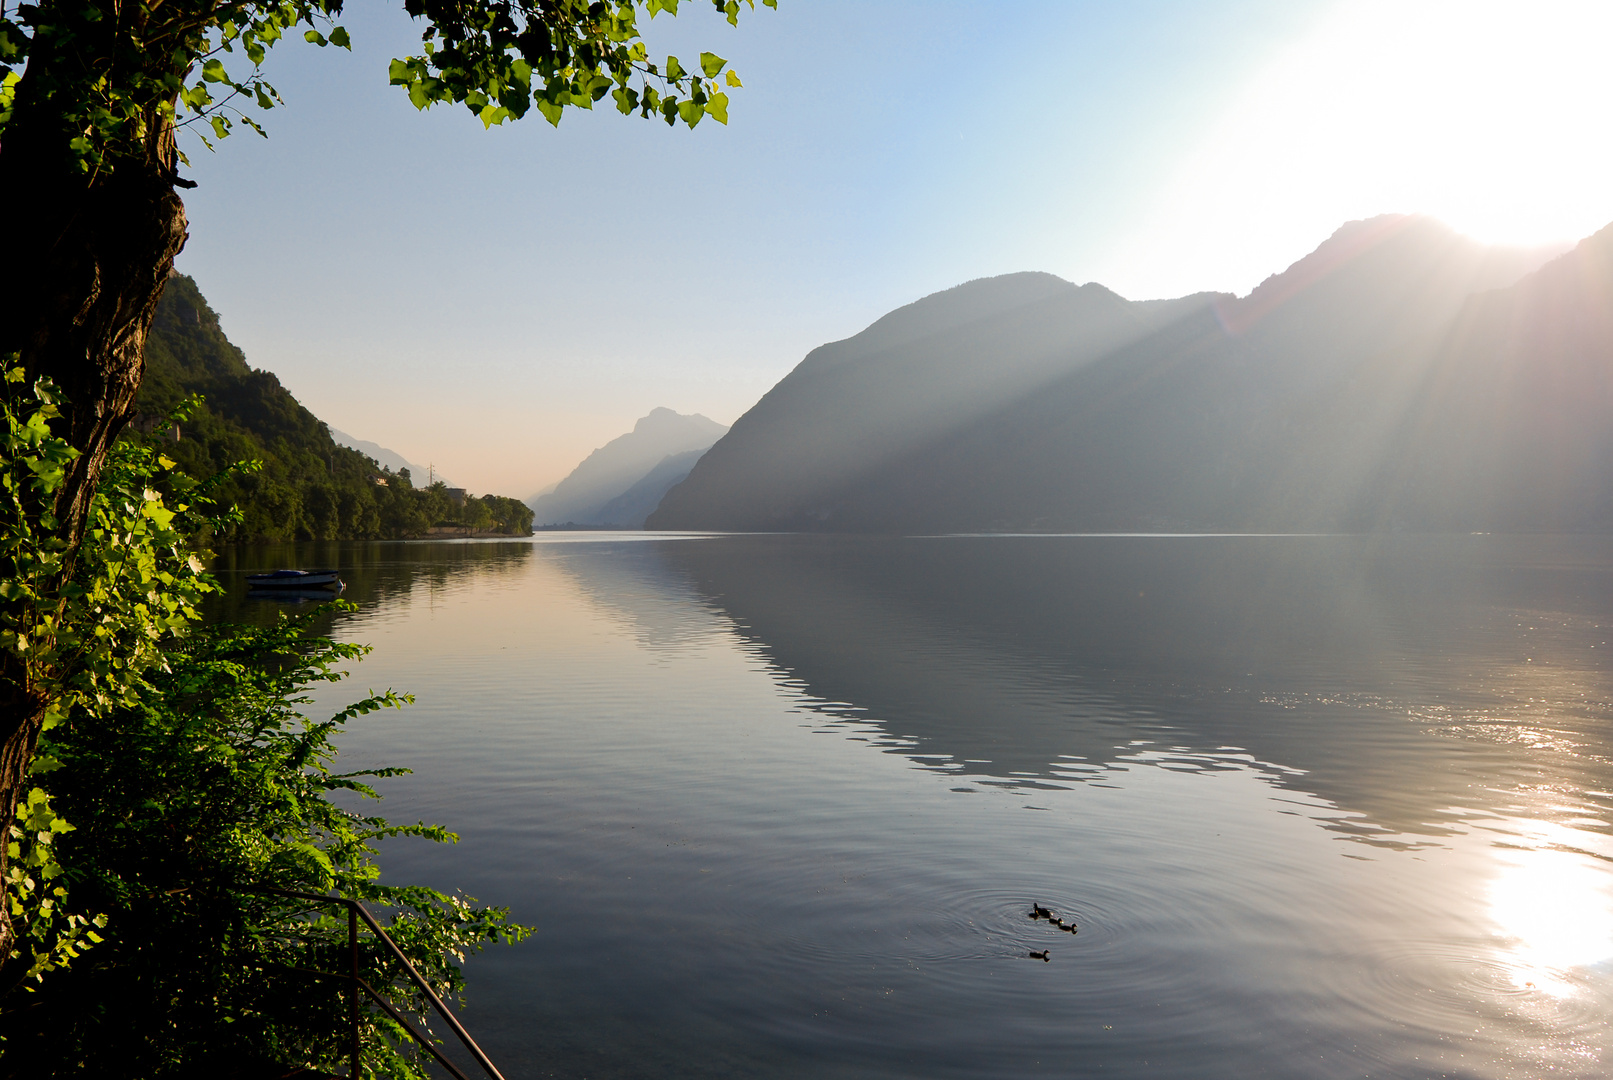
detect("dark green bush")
(1, 372), (527, 1077)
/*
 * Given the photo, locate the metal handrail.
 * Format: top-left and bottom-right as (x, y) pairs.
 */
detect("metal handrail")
(255, 886), (507, 1080)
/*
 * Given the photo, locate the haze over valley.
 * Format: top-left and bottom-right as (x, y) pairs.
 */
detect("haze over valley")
(527, 408), (728, 528)
(147, 204), (1613, 546)
(500, 213), (1612, 538)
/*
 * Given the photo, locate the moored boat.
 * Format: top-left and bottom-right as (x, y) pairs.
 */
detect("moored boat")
(245, 568), (343, 590)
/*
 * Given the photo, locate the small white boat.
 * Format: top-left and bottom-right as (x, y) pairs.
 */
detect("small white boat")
(245, 568), (344, 590)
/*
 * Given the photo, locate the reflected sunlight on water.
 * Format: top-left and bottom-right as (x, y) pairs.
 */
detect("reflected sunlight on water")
(1488, 831), (1613, 997)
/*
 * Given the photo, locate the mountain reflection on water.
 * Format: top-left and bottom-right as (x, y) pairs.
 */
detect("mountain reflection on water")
(654, 534), (1613, 848)
(208, 534), (1613, 1078)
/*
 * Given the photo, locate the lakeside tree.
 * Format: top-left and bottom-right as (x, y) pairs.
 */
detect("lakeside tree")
(0, 0), (773, 964)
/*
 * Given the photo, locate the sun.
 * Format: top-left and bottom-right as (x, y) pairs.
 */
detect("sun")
(1106, 0), (1613, 298)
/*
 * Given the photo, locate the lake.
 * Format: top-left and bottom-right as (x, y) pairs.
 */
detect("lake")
(206, 533), (1613, 1079)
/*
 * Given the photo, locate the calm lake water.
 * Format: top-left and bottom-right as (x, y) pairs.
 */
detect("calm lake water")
(206, 534), (1613, 1079)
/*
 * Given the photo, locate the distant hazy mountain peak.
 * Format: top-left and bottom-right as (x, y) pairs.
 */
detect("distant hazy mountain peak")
(632, 406), (726, 439)
(328, 426), (447, 485)
(528, 407), (729, 526)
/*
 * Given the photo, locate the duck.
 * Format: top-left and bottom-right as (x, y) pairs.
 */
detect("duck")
(1030, 903), (1052, 920)
(1028, 949), (1050, 962)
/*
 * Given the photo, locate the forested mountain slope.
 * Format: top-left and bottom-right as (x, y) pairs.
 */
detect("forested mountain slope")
(134, 274), (532, 541)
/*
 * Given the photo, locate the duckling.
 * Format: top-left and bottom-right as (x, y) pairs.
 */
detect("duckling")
(1028, 949), (1050, 962)
(1030, 903), (1052, 920)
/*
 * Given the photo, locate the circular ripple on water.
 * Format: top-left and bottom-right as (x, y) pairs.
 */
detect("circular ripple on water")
(1308, 936), (1613, 1048)
(770, 878), (1179, 973)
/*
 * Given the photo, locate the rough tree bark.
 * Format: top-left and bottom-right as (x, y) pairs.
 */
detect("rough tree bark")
(0, 28), (188, 961)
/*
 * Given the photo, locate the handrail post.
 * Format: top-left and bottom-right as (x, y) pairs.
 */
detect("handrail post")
(249, 885), (506, 1080)
(350, 905), (361, 1080)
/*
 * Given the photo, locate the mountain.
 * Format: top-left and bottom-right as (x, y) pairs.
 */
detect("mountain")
(327, 427), (449, 488)
(529, 408), (727, 526)
(649, 216), (1586, 533)
(592, 448), (708, 528)
(649, 272), (1214, 530)
(1371, 220), (1613, 530)
(136, 274), (532, 541)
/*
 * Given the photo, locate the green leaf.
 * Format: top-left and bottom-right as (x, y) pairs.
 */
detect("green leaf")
(706, 92), (729, 125)
(329, 26), (352, 50)
(700, 52), (726, 78)
(535, 96), (563, 126)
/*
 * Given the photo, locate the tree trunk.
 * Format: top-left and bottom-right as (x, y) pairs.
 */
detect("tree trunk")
(0, 49), (188, 962)
(0, 667), (50, 974)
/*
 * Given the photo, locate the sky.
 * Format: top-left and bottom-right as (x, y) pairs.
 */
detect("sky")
(171, 0), (1613, 498)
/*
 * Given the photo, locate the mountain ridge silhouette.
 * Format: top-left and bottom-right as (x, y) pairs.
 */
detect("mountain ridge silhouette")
(649, 216), (1601, 533)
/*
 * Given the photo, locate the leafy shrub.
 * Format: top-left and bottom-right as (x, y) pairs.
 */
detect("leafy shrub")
(1, 370), (528, 1077)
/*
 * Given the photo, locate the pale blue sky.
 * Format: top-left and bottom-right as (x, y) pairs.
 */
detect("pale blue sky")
(172, 1), (1613, 497)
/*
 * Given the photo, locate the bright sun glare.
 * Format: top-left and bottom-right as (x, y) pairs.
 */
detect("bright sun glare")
(1489, 831), (1613, 997)
(1105, 0), (1613, 298)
